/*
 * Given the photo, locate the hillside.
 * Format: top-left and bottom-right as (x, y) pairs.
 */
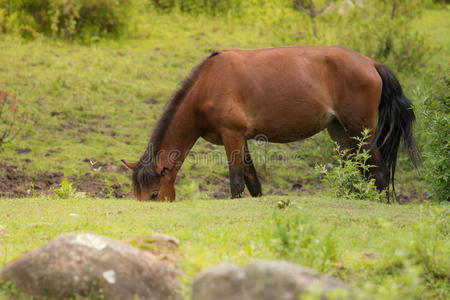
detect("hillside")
(0, 5), (448, 201)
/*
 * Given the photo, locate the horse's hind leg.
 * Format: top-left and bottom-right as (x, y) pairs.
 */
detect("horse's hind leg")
(326, 118), (390, 192)
(244, 142), (262, 197)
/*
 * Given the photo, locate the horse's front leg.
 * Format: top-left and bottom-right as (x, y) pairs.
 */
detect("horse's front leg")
(244, 142), (262, 197)
(222, 131), (246, 198)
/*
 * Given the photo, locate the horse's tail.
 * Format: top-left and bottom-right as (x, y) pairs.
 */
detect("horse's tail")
(372, 63), (421, 195)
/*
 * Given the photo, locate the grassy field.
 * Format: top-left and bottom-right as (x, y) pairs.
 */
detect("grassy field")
(0, 196), (448, 299)
(1, 7), (448, 200)
(0, 2), (449, 299)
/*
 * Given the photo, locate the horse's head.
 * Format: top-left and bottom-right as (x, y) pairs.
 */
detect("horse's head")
(121, 159), (175, 201)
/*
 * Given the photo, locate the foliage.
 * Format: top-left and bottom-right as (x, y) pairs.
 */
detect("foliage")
(338, 0), (429, 72)
(422, 75), (450, 202)
(150, 0), (246, 16)
(293, 0), (332, 39)
(53, 178), (78, 199)
(1, 196), (449, 299)
(0, 0), (130, 40)
(276, 198), (294, 209)
(270, 209), (338, 273)
(316, 129), (385, 202)
(0, 91), (25, 150)
(180, 181), (203, 201)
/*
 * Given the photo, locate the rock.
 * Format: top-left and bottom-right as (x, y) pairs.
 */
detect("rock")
(192, 261), (351, 300)
(123, 234), (182, 268)
(0, 233), (181, 300)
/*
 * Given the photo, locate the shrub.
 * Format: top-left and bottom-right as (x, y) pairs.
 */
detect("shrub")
(0, 91), (25, 150)
(2, 0), (130, 40)
(151, 0), (245, 16)
(337, 0), (429, 72)
(316, 129), (385, 202)
(422, 75), (450, 202)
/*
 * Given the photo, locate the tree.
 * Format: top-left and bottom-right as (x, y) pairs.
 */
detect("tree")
(293, 0), (331, 39)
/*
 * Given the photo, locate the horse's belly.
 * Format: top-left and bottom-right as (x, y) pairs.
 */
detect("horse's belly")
(246, 101), (335, 143)
(252, 122), (326, 143)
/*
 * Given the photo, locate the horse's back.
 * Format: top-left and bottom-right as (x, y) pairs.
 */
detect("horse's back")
(196, 46), (382, 143)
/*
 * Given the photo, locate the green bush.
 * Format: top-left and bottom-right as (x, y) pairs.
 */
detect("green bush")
(338, 0), (429, 72)
(151, 0), (245, 16)
(316, 129), (385, 202)
(0, 0), (130, 40)
(422, 75), (450, 202)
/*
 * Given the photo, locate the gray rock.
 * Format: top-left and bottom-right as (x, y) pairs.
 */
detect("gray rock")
(0, 233), (181, 300)
(192, 261), (351, 300)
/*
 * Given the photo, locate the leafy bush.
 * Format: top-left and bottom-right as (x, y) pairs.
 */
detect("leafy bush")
(1, 0), (130, 40)
(316, 129), (385, 202)
(151, 0), (245, 16)
(422, 75), (450, 202)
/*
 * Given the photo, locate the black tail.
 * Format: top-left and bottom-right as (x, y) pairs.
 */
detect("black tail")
(372, 64), (421, 196)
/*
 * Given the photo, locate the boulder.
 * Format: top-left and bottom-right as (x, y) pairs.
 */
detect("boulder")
(0, 233), (181, 299)
(192, 261), (351, 300)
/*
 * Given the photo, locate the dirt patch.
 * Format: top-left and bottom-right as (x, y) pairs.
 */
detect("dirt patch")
(0, 162), (131, 198)
(16, 148), (31, 154)
(82, 158), (129, 174)
(395, 188), (429, 204)
(69, 173), (130, 198)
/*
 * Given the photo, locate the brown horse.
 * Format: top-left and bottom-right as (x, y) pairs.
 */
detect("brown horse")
(122, 46), (420, 201)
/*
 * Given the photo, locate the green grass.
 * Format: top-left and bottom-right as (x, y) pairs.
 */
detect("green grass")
(0, 7), (448, 199)
(0, 10), (336, 198)
(0, 196), (448, 299)
(0, 3), (449, 300)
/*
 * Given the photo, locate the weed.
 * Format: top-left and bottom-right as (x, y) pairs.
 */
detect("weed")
(270, 209), (338, 273)
(180, 181), (202, 201)
(316, 129), (385, 202)
(0, 91), (24, 150)
(53, 178), (78, 199)
(276, 198), (294, 209)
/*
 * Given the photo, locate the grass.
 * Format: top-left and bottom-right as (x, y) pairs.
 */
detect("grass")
(0, 196), (448, 299)
(0, 7), (448, 199)
(0, 3), (449, 300)
(0, 11), (336, 199)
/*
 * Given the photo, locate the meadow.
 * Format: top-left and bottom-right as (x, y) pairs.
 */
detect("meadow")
(0, 0), (449, 299)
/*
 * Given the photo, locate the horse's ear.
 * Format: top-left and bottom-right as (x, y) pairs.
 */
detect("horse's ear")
(156, 165), (169, 176)
(121, 159), (137, 170)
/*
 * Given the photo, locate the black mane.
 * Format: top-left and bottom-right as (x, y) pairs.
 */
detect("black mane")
(132, 51), (221, 191)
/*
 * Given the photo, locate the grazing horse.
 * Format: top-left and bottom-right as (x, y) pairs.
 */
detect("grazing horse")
(122, 46), (420, 201)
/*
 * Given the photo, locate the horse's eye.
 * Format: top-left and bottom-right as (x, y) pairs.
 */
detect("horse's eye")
(151, 191), (159, 199)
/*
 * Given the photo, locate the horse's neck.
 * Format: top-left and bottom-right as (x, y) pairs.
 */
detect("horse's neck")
(156, 105), (199, 171)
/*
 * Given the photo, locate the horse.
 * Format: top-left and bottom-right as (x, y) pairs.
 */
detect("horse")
(122, 46), (420, 201)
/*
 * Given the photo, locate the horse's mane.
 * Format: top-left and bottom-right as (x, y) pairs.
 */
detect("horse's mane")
(132, 51), (221, 191)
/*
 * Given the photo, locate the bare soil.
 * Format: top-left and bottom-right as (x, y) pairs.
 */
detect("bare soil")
(0, 162), (131, 198)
